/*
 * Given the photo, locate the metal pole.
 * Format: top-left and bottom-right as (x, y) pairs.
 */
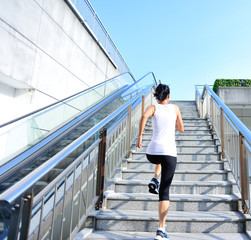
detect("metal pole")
(69, 167), (77, 236)
(51, 185), (57, 240)
(201, 100), (203, 119)
(142, 94), (145, 117)
(210, 96), (214, 134)
(127, 105), (132, 156)
(220, 108), (225, 159)
(37, 196), (45, 240)
(59, 176), (67, 240)
(96, 129), (107, 209)
(19, 193), (33, 240)
(239, 133), (249, 213)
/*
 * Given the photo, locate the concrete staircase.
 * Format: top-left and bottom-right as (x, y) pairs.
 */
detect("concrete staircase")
(81, 101), (250, 240)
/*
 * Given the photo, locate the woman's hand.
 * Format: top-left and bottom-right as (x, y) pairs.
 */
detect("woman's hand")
(136, 135), (142, 148)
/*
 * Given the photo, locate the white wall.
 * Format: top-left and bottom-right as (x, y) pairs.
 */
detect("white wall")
(0, 0), (121, 124)
(217, 87), (251, 130)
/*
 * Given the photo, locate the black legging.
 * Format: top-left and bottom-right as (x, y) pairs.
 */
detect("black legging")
(146, 154), (177, 201)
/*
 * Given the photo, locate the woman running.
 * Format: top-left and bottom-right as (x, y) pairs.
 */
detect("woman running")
(136, 83), (184, 240)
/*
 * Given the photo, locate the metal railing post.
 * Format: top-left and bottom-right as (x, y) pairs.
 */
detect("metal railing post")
(142, 94), (145, 117)
(239, 133), (249, 213)
(127, 105), (132, 156)
(210, 96), (214, 134)
(220, 108), (225, 159)
(96, 128), (107, 209)
(19, 193), (33, 240)
(201, 99), (204, 118)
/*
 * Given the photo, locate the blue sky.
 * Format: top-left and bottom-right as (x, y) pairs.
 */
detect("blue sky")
(90, 0), (251, 100)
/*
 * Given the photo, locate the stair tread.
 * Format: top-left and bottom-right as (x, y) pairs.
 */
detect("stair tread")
(115, 179), (232, 186)
(106, 192), (238, 202)
(95, 209), (244, 221)
(134, 145), (218, 148)
(127, 159), (223, 163)
(84, 231), (250, 240)
(131, 151), (220, 155)
(122, 169), (228, 174)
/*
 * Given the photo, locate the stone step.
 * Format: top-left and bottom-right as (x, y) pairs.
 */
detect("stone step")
(180, 109), (198, 113)
(182, 118), (208, 122)
(136, 140), (216, 146)
(92, 209), (244, 233)
(170, 101), (196, 106)
(83, 231), (250, 240)
(147, 121), (209, 127)
(105, 193), (239, 212)
(145, 126), (211, 131)
(134, 146), (218, 154)
(127, 160), (224, 171)
(114, 179), (232, 194)
(145, 128), (212, 135)
(131, 152), (220, 161)
(179, 115), (200, 119)
(122, 169), (228, 181)
(142, 134), (214, 141)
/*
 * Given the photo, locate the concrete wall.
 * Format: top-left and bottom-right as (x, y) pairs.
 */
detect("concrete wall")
(217, 87), (251, 130)
(0, 0), (121, 124)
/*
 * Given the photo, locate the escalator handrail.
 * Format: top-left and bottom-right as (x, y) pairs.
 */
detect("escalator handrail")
(0, 84), (154, 204)
(0, 72), (136, 129)
(137, 72), (158, 86)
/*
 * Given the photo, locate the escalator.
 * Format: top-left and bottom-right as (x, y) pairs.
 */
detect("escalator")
(0, 73), (134, 191)
(0, 72), (157, 240)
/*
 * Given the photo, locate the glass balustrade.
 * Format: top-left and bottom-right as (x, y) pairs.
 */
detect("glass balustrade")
(0, 73), (135, 170)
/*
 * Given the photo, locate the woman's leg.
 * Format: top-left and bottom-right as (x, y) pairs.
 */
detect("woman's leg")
(159, 200), (170, 228)
(146, 154), (161, 194)
(158, 156), (177, 231)
(154, 164), (161, 178)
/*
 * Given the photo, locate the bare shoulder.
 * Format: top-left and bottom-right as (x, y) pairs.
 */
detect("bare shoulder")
(148, 105), (156, 114)
(144, 105), (155, 117)
(173, 104), (180, 112)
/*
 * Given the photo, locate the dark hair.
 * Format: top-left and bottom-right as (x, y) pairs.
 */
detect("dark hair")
(154, 84), (170, 101)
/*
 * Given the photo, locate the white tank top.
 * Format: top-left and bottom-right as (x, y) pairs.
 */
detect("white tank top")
(146, 104), (177, 157)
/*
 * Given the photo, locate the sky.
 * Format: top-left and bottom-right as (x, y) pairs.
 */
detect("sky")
(89, 0), (251, 100)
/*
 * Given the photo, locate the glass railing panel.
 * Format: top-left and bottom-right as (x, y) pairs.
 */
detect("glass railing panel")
(75, 0), (94, 29)
(0, 73), (135, 170)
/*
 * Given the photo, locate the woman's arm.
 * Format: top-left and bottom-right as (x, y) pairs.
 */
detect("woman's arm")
(136, 105), (155, 148)
(175, 105), (184, 132)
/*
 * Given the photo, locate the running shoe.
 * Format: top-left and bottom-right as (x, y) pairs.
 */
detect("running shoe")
(148, 177), (159, 194)
(154, 230), (170, 240)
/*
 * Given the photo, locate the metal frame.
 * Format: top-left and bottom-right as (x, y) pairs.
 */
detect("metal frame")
(195, 84), (251, 214)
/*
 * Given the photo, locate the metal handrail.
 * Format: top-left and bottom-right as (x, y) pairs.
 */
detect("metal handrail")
(0, 86), (152, 204)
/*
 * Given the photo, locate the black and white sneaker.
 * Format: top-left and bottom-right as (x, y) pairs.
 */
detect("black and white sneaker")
(148, 178), (159, 194)
(154, 230), (170, 240)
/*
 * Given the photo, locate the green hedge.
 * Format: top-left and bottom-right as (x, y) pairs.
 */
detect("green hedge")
(213, 79), (251, 93)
